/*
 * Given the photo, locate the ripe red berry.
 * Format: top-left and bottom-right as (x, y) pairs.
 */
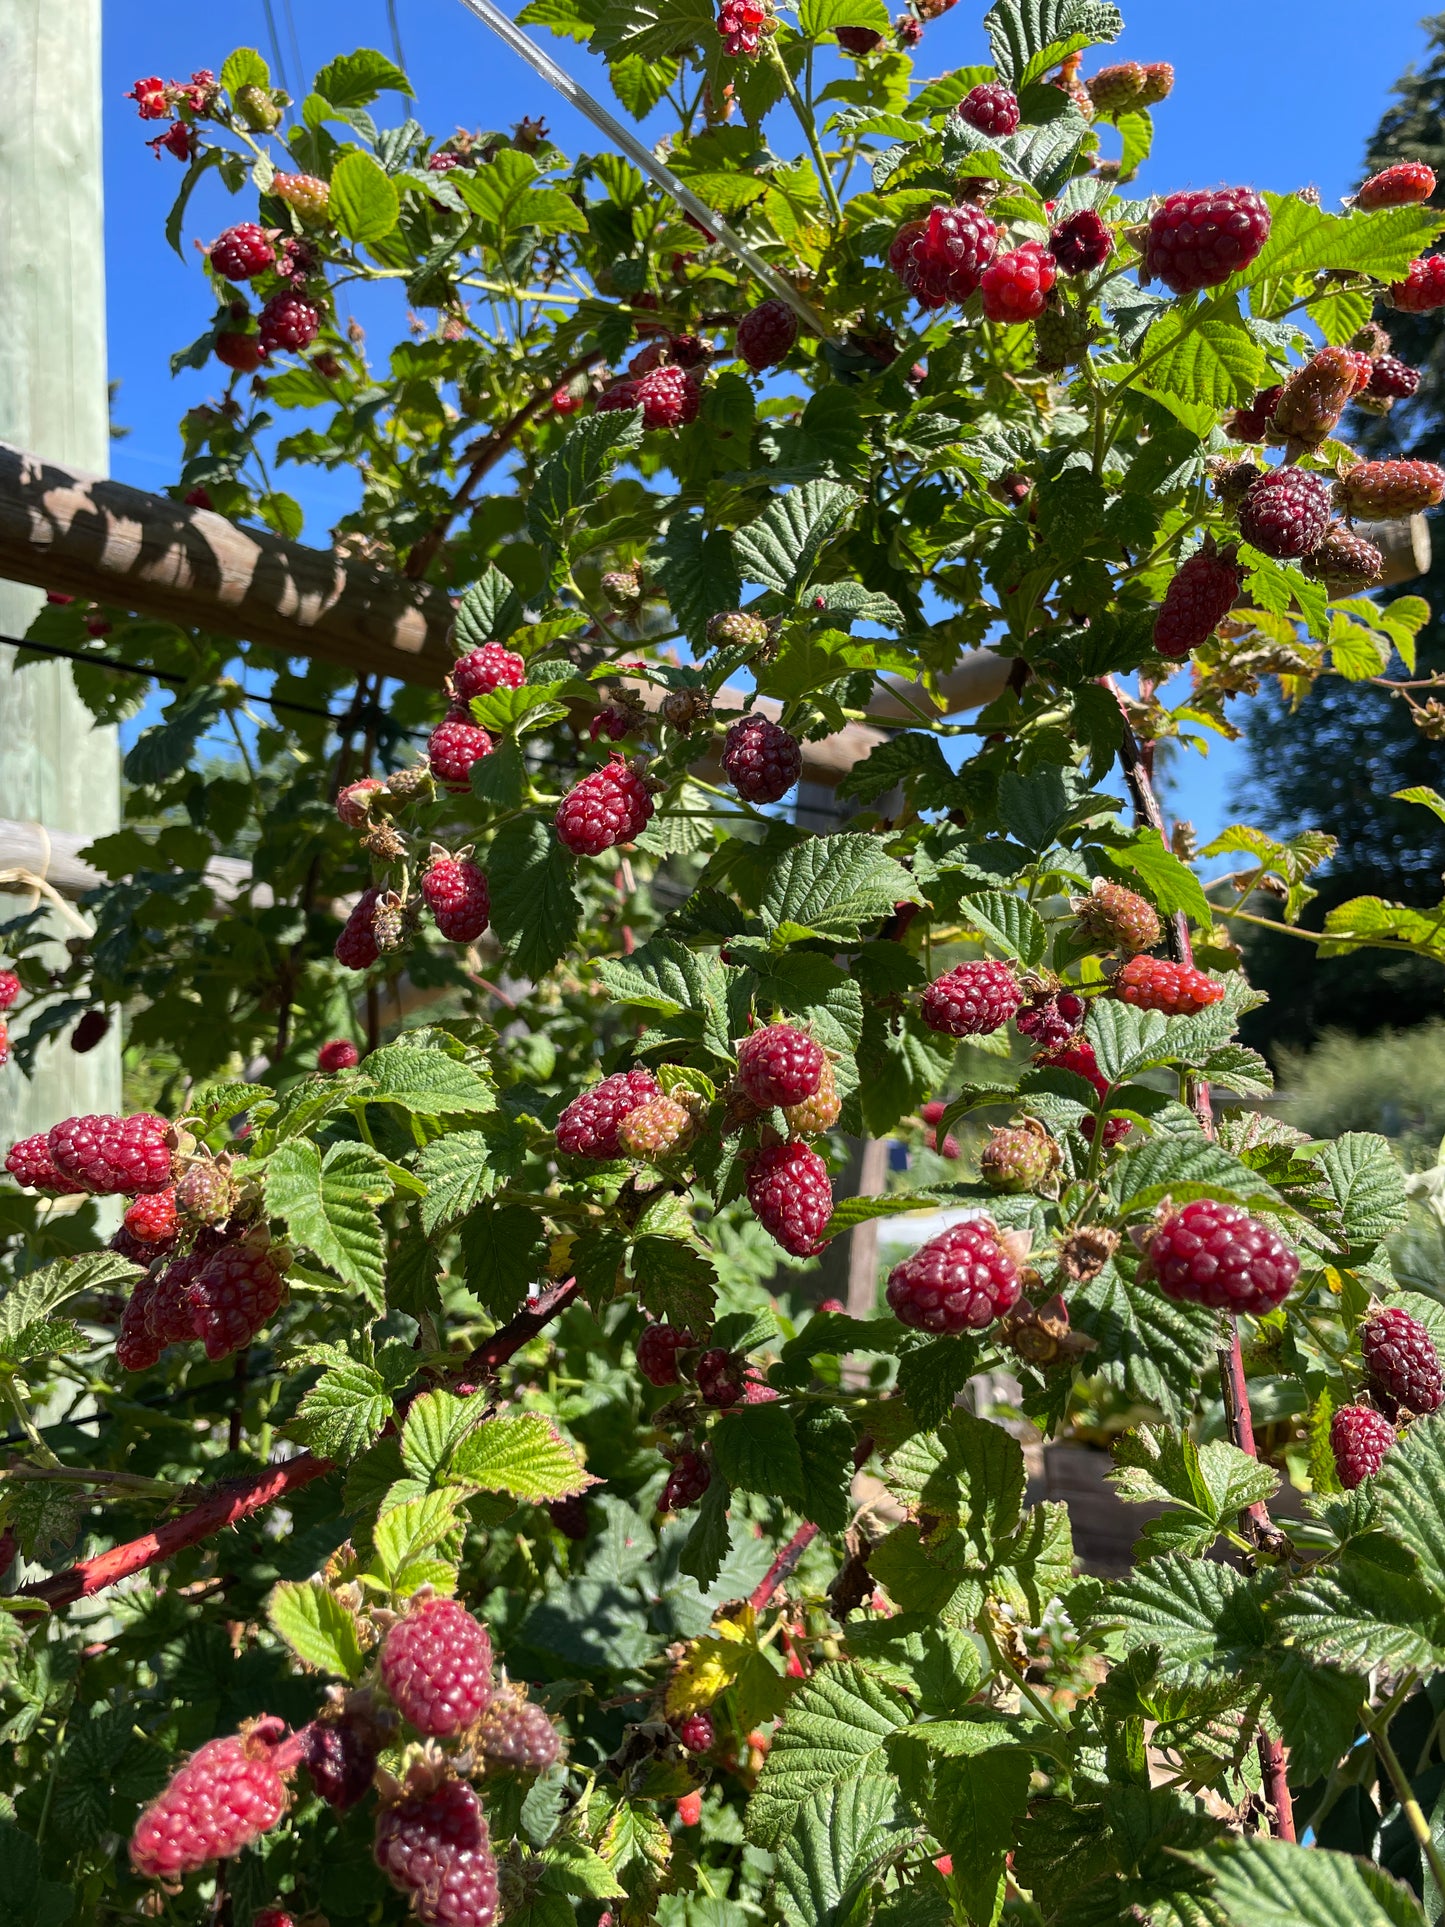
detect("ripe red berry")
(130, 1726), (291, 1878)
(1145, 1199), (1299, 1313)
(1361, 1306), (1444, 1417)
(214, 331), (266, 373)
(1153, 545), (1242, 658)
(549, 1495), (589, 1539)
(1237, 467), (1332, 559)
(556, 1067), (662, 1159)
(258, 293), (322, 356)
(1114, 954), (1224, 1015)
(48, 1112), (171, 1195)
(209, 223), (276, 281)
(678, 1710), (715, 1754)
(429, 712), (494, 791)
(888, 205), (1000, 308)
(1271, 346), (1358, 449)
(635, 363), (701, 429)
(299, 1717), (380, 1811)
(1389, 256), (1445, 312)
(596, 380), (639, 414)
(1302, 524), (1385, 593)
(552, 385), (582, 414)
(451, 643), (526, 700)
(186, 1237), (288, 1359)
(117, 1279), (163, 1372)
(147, 1248), (213, 1347)
(1331, 1404), (1397, 1490)
(836, 23), (884, 51)
(885, 1218), (1022, 1333)
(637, 1321), (695, 1386)
(921, 960), (1023, 1038)
(956, 82), (1020, 137)
(255, 1912), (295, 1927)
(1048, 210), (1113, 274)
(661, 1450), (711, 1511)
(375, 1777), (499, 1927)
(1144, 187), (1271, 295)
(737, 1023), (825, 1108)
(1368, 355), (1422, 400)
(697, 1346), (745, 1408)
(716, 0), (776, 55)
(746, 1140), (833, 1257)
(1224, 384), (1285, 444)
(0, 970), (21, 1010)
(919, 1098), (961, 1159)
(423, 855), (491, 943)
(722, 714), (802, 804)
(1358, 161), (1437, 210)
(335, 886), (383, 971)
(736, 298), (799, 371)
(382, 1595), (494, 1736)
(980, 241), (1057, 323)
(1334, 458), (1445, 519)
(5, 1133), (87, 1194)
(677, 1789), (704, 1826)
(318, 1038), (360, 1072)
(1016, 990), (1085, 1052)
(555, 755), (655, 855)
(124, 1188), (178, 1246)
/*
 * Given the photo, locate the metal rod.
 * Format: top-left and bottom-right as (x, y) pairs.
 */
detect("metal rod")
(448, 0), (839, 343)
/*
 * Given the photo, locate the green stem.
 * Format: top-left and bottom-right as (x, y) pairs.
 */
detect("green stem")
(768, 43), (844, 223)
(3, 1376), (62, 1469)
(1363, 1693), (1445, 1903)
(979, 1616), (1068, 1732)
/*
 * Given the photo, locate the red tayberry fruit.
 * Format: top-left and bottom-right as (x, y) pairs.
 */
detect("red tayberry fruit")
(1331, 1404), (1396, 1490)
(637, 1321), (695, 1386)
(477, 1687), (562, 1772)
(186, 1237), (288, 1359)
(956, 82), (1020, 137)
(147, 1248), (211, 1347)
(661, 1450), (711, 1511)
(1271, 346), (1358, 449)
(1016, 990), (1086, 1052)
(1389, 256), (1445, 312)
(1144, 187), (1271, 295)
(919, 1098), (961, 1159)
(1224, 384), (1285, 444)
(589, 705), (632, 743)
(980, 241), (1057, 323)
(374, 1777), (499, 1927)
(1237, 467), (1332, 559)
(428, 712), (494, 792)
(556, 1068), (662, 1159)
(318, 1038), (360, 1072)
(555, 755), (655, 855)
(552, 385), (582, 414)
(299, 1717), (380, 1811)
(1145, 1199), (1299, 1313)
(335, 886), (382, 971)
(921, 960), (1023, 1038)
(596, 380), (639, 414)
(117, 1279), (163, 1372)
(1302, 524), (1385, 593)
(736, 298), (799, 370)
(549, 1495), (589, 1539)
(1362, 1306), (1444, 1417)
(636, 363), (701, 429)
(697, 1346), (745, 1408)
(255, 1911), (295, 1927)
(0, 970), (20, 1010)
(716, 0), (776, 55)
(885, 1218), (1022, 1333)
(1154, 545), (1242, 658)
(737, 1023), (825, 1108)
(746, 1140), (833, 1257)
(125, 1188), (178, 1246)
(258, 294), (322, 355)
(1048, 210), (1113, 274)
(48, 1112), (171, 1195)
(722, 714), (801, 804)
(1034, 1039), (1131, 1148)
(6, 1133), (87, 1194)
(451, 643), (526, 701)
(209, 223), (276, 281)
(382, 1596), (494, 1737)
(335, 778), (383, 829)
(215, 330), (266, 373)
(1358, 161), (1437, 210)
(1368, 356), (1422, 400)
(677, 1789), (704, 1826)
(1334, 458), (1445, 519)
(836, 23), (884, 51)
(130, 1725), (291, 1877)
(677, 1711), (715, 1754)
(423, 856), (491, 943)
(1113, 955), (1224, 1015)
(888, 205), (999, 308)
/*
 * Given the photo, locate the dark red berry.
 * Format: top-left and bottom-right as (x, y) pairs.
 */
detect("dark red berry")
(299, 1717), (381, 1811)
(477, 1687), (561, 1772)
(737, 1023), (825, 1108)
(1302, 524), (1385, 592)
(423, 856), (490, 943)
(1368, 356), (1421, 400)
(0, 971), (19, 1011)
(736, 298), (799, 370)
(956, 83), (1019, 137)
(451, 643), (525, 700)
(1358, 161), (1436, 211)
(130, 1725), (291, 1877)
(556, 1068), (662, 1159)
(888, 205), (999, 308)
(336, 776), (384, 827)
(722, 714), (801, 804)
(335, 886), (382, 971)
(1154, 545), (1241, 658)
(318, 1038), (360, 1071)
(1145, 1199), (1299, 1314)
(836, 24), (884, 52)
(548, 1495), (590, 1539)
(1362, 1306), (1444, 1417)
(258, 294), (322, 355)
(596, 380), (639, 413)
(885, 1218), (1022, 1333)
(374, 1777), (498, 1927)
(381, 1596), (493, 1737)
(677, 1711), (715, 1754)
(1224, 384), (1285, 444)
(1114, 955), (1224, 1015)
(209, 223), (276, 281)
(697, 1347), (745, 1408)
(429, 713), (494, 791)
(185, 1236), (288, 1359)
(660, 1450), (711, 1511)
(555, 755), (655, 855)
(1236, 468), (1331, 559)
(746, 1140), (833, 1257)
(716, 0), (777, 55)
(48, 1112), (172, 1195)
(980, 241), (1057, 323)
(1048, 210), (1113, 274)
(117, 1278), (164, 1372)
(1016, 990), (1085, 1052)
(636, 363), (701, 429)
(1389, 256), (1445, 312)
(921, 960), (1023, 1038)
(637, 1321), (694, 1386)
(1033, 1039), (1131, 1148)
(1331, 1404), (1396, 1490)
(1144, 187), (1270, 295)
(919, 1099), (961, 1159)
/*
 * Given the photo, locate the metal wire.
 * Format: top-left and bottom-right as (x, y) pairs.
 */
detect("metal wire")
(448, 0), (840, 344)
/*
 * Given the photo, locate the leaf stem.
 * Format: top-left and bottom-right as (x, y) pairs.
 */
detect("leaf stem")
(1363, 1692), (1445, 1901)
(768, 43), (845, 224)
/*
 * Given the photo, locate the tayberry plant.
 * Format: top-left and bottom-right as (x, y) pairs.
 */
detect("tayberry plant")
(7, 4), (1445, 1924)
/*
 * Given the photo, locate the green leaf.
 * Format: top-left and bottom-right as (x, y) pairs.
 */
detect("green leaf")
(929, 1745), (1033, 1927)
(799, 0), (890, 34)
(960, 889), (1047, 968)
(220, 47), (271, 93)
(761, 832), (920, 941)
(1377, 1414), (1445, 1599)
(836, 732), (955, 806)
(1099, 1554), (1270, 1688)
(401, 1388), (481, 1485)
(795, 1407), (857, 1534)
(0, 1250), (139, 1340)
(363, 1043), (496, 1115)
(457, 1203), (549, 1321)
(896, 1337), (980, 1430)
(490, 815), (584, 976)
(1071, 1263), (1221, 1424)
(632, 1235), (718, 1331)
(1137, 296), (1264, 422)
(1314, 1133), (1410, 1246)
(312, 47), (413, 107)
(984, 0), (1122, 87)
(712, 1404), (805, 1500)
(288, 1361), (391, 1460)
(657, 512), (742, 650)
(733, 481), (858, 596)
(373, 1490), (465, 1583)
(527, 410), (644, 548)
(416, 1131), (496, 1233)
(678, 1468), (733, 1586)
(773, 1775), (897, 1927)
(329, 150), (399, 244)
(1108, 828), (1213, 928)
(267, 1578), (367, 1680)
(886, 1409), (1024, 1552)
(732, 941), (864, 1052)
(1192, 1837), (1427, 1927)
(1110, 1424), (1278, 1557)
(448, 1413), (595, 1501)
(1242, 194), (1445, 297)
(748, 1662), (913, 1849)
(454, 564), (524, 646)
(265, 1141), (392, 1311)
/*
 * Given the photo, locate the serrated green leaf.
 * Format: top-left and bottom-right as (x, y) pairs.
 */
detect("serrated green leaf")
(1192, 1837), (1427, 1927)
(267, 1578), (367, 1680)
(748, 1662), (913, 1849)
(457, 1202), (549, 1321)
(678, 1468), (732, 1586)
(0, 1250), (140, 1340)
(1098, 1554), (1270, 1687)
(984, 0), (1122, 87)
(773, 1774), (897, 1927)
(490, 814), (584, 976)
(416, 1131), (496, 1234)
(527, 410), (644, 549)
(448, 1412), (595, 1502)
(363, 1043), (496, 1115)
(373, 1489), (465, 1584)
(886, 1409), (1024, 1552)
(329, 150), (399, 244)
(761, 832), (920, 941)
(960, 889), (1047, 968)
(733, 481), (858, 596)
(712, 1403), (805, 1500)
(401, 1388), (482, 1485)
(289, 1361), (391, 1460)
(265, 1140), (392, 1310)
(1314, 1133), (1409, 1246)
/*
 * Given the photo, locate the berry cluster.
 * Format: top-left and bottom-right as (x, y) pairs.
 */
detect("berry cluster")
(130, 1722), (293, 1877)
(888, 205), (999, 308)
(556, 1068), (662, 1159)
(8, 1111), (173, 1196)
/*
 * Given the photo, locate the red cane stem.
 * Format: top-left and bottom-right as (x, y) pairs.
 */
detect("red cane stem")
(749, 1521), (818, 1613)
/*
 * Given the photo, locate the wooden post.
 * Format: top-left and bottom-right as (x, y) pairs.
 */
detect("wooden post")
(0, 0), (121, 1135)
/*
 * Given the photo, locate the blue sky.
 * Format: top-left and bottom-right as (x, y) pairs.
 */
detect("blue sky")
(101, 0), (1437, 835)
